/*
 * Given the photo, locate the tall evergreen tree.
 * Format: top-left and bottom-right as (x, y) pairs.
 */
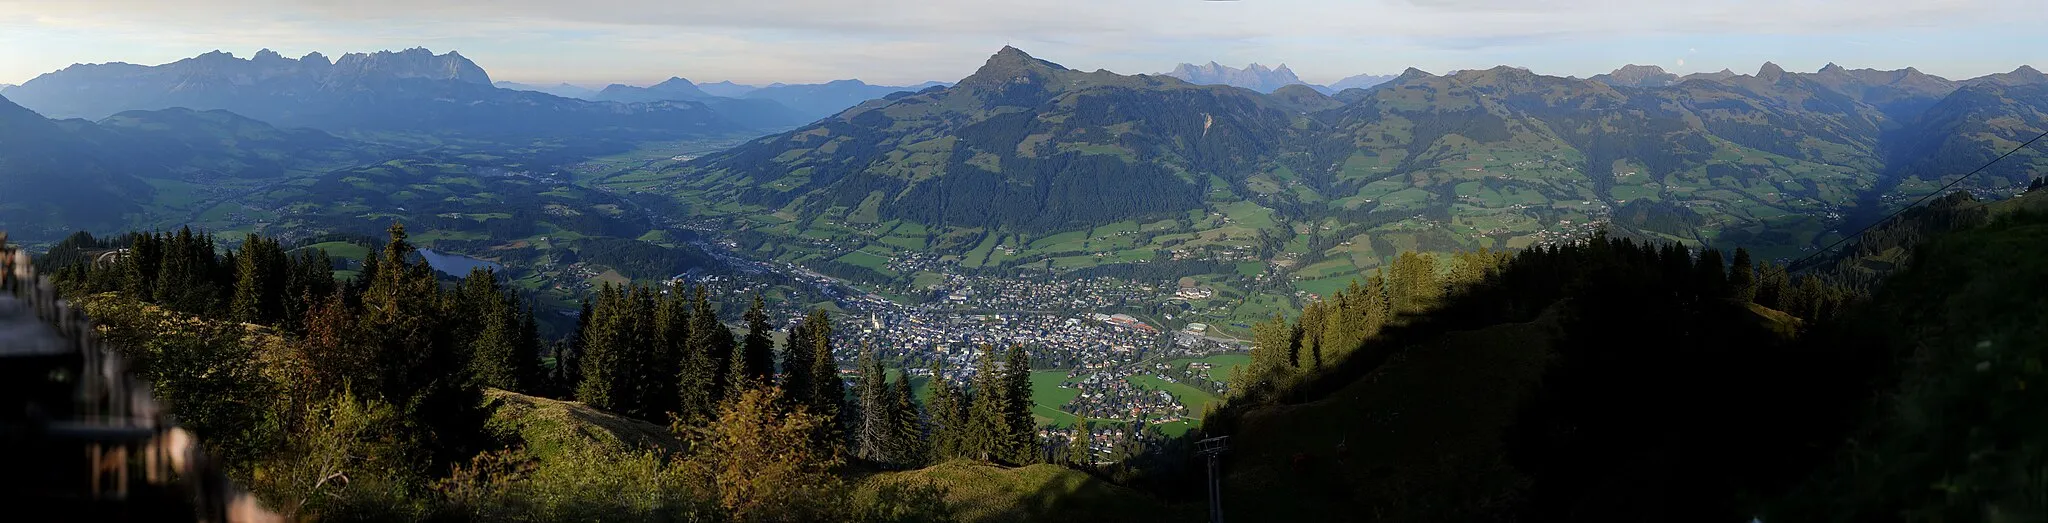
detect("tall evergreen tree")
(854, 344), (893, 462)
(780, 311), (822, 407)
(576, 284), (631, 411)
(889, 371), (927, 468)
(1068, 419), (1095, 466)
(230, 233), (289, 325)
(1695, 248), (1728, 299)
(1729, 247), (1757, 303)
(650, 282), (692, 418)
(737, 295), (777, 384)
(359, 223), (481, 466)
(680, 287), (735, 420)
(1001, 345), (1037, 463)
(466, 272), (526, 392)
(927, 360), (968, 460)
(808, 319), (847, 434)
(964, 346), (1007, 462)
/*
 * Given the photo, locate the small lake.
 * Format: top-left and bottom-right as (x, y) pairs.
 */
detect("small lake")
(417, 248), (505, 277)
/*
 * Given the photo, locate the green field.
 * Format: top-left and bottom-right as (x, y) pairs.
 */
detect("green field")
(1031, 370), (1083, 427)
(299, 241), (370, 261)
(1126, 374), (1221, 418)
(1169, 353), (1251, 383)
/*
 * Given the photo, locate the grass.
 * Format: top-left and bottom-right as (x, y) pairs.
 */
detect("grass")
(860, 461), (1191, 523)
(1220, 309), (1562, 521)
(481, 388), (687, 461)
(1126, 375), (1220, 417)
(1030, 370), (1083, 427)
(299, 241), (370, 261)
(1169, 353), (1251, 383)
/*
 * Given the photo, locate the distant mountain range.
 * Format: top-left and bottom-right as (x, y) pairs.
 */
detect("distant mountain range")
(2, 48), (749, 145)
(0, 94), (384, 238)
(1164, 62), (1396, 94)
(1165, 62), (1308, 93)
(661, 47), (2048, 275)
(1329, 73), (1398, 91)
(492, 81), (598, 99)
(696, 81), (758, 98)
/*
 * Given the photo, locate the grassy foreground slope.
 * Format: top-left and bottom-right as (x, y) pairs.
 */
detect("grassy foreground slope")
(1222, 308), (1563, 522)
(861, 461), (1193, 523)
(1776, 199), (2048, 521)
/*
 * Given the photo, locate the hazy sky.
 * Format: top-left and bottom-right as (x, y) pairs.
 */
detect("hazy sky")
(1, 0), (2040, 87)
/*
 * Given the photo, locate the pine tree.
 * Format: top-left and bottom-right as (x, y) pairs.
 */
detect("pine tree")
(1729, 247), (1757, 303)
(780, 311), (821, 407)
(1001, 345), (1037, 463)
(1068, 419), (1094, 466)
(576, 284), (630, 411)
(737, 295), (777, 384)
(512, 302), (542, 392)
(1756, 262), (1791, 310)
(690, 286), (736, 403)
(359, 223), (481, 466)
(651, 282), (692, 418)
(854, 345), (892, 462)
(1695, 248), (1729, 299)
(230, 233), (289, 325)
(964, 347), (1007, 461)
(808, 322), (847, 429)
(467, 275), (525, 391)
(889, 371), (927, 468)
(927, 360), (967, 460)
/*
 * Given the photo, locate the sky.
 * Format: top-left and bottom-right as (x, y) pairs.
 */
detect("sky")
(1, 0), (2041, 87)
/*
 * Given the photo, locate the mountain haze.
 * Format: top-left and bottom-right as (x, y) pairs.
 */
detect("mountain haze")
(1328, 73), (1397, 91)
(3, 48), (749, 143)
(1166, 62), (1315, 93)
(494, 81), (599, 99)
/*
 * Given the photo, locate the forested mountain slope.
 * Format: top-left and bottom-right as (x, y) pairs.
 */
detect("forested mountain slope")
(650, 48), (2048, 297)
(1191, 192), (2047, 521)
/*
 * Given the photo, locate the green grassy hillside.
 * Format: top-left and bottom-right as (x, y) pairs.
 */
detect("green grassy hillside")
(1221, 308), (1563, 521)
(861, 461), (1192, 523)
(1774, 207), (2048, 521)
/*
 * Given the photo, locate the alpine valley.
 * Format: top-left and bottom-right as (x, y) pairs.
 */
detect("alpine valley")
(641, 47), (2046, 321)
(5, 46), (2046, 332)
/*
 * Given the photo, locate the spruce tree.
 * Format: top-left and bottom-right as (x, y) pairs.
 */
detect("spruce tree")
(1695, 248), (1729, 299)
(889, 372), (927, 468)
(780, 311), (820, 406)
(1068, 419), (1094, 466)
(361, 223), (481, 466)
(1729, 247), (1757, 303)
(737, 295), (777, 384)
(651, 282), (692, 417)
(1001, 345), (1037, 463)
(689, 286), (736, 402)
(927, 360), (967, 460)
(964, 347), (1006, 462)
(808, 321), (847, 428)
(230, 233), (288, 326)
(854, 345), (892, 462)
(576, 284), (630, 411)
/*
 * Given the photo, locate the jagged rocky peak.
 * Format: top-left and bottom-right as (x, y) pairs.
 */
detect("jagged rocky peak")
(253, 49), (287, 62)
(1819, 62), (1845, 73)
(301, 52), (331, 67)
(331, 47), (492, 85)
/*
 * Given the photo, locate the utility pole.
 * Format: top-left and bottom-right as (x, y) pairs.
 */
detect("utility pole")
(1196, 435), (1231, 523)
